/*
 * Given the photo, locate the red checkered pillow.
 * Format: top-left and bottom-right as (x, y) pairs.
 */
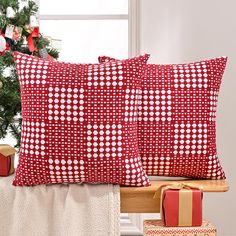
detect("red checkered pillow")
(99, 56), (227, 179)
(13, 52), (150, 186)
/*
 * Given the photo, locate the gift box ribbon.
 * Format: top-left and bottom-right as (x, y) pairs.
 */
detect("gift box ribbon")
(153, 182), (203, 226)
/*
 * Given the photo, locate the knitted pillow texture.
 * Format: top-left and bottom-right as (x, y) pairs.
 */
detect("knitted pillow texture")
(99, 55), (227, 179)
(13, 52), (150, 186)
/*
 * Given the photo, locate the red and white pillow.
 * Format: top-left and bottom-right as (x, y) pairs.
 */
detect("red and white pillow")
(13, 52), (150, 186)
(99, 56), (227, 179)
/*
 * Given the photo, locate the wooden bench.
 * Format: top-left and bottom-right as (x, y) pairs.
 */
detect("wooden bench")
(120, 179), (229, 213)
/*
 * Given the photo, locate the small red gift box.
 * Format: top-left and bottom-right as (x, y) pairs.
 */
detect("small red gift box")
(143, 219), (216, 236)
(0, 144), (16, 177)
(160, 183), (202, 227)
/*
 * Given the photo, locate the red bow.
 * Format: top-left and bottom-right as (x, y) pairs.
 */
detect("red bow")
(27, 27), (39, 52)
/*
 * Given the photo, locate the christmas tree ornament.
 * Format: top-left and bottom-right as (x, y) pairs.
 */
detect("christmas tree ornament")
(0, 81), (3, 89)
(0, 34), (10, 55)
(38, 48), (54, 61)
(21, 36), (28, 48)
(29, 15), (39, 27)
(24, 24), (34, 33)
(38, 48), (49, 59)
(0, 35), (7, 53)
(6, 7), (16, 18)
(5, 25), (14, 39)
(13, 26), (23, 40)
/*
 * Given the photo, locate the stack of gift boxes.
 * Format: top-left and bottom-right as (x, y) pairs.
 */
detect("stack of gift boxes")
(144, 184), (217, 236)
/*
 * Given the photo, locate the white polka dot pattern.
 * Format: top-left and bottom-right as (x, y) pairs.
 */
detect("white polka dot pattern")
(98, 56), (227, 179)
(13, 52), (150, 186)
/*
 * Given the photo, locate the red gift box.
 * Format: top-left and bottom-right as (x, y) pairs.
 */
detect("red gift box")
(0, 144), (16, 177)
(160, 183), (202, 227)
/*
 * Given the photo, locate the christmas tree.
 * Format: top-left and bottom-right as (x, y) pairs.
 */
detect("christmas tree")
(0, 0), (59, 148)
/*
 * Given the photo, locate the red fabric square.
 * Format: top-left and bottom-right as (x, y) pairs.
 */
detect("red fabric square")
(13, 52), (150, 186)
(99, 56), (227, 179)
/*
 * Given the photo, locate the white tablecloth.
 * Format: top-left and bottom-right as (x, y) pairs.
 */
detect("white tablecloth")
(0, 176), (120, 236)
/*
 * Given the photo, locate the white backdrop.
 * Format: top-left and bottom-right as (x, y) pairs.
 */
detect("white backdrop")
(140, 0), (236, 235)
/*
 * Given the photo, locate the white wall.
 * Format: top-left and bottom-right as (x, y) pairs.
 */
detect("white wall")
(140, 0), (236, 235)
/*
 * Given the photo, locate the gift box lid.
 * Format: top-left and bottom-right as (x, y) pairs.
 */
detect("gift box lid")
(144, 219), (216, 234)
(0, 144), (16, 157)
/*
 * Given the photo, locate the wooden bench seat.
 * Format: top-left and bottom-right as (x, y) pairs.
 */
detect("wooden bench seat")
(120, 179), (229, 213)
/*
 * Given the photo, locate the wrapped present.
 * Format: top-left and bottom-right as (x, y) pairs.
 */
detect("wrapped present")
(156, 183), (202, 227)
(0, 144), (16, 177)
(143, 219), (216, 236)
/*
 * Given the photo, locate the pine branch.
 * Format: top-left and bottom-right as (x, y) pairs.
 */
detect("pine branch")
(9, 121), (21, 148)
(0, 116), (8, 139)
(35, 35), (50, 49)
(47, 47), (59, 59)
(13, 1), (38, 26)
(2, 51), (14, 67)
(0, 15), (7, 29)
(0, 0), (19, 13)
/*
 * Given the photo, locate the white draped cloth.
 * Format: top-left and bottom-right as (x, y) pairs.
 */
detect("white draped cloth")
(0, 176), (120, 236)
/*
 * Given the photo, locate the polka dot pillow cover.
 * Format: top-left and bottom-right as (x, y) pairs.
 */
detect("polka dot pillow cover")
(13, 52), (151, 186)
(98, 56), (227, 179)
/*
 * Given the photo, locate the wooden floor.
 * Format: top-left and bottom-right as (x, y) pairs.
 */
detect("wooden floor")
(120, 179), (229, 213)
